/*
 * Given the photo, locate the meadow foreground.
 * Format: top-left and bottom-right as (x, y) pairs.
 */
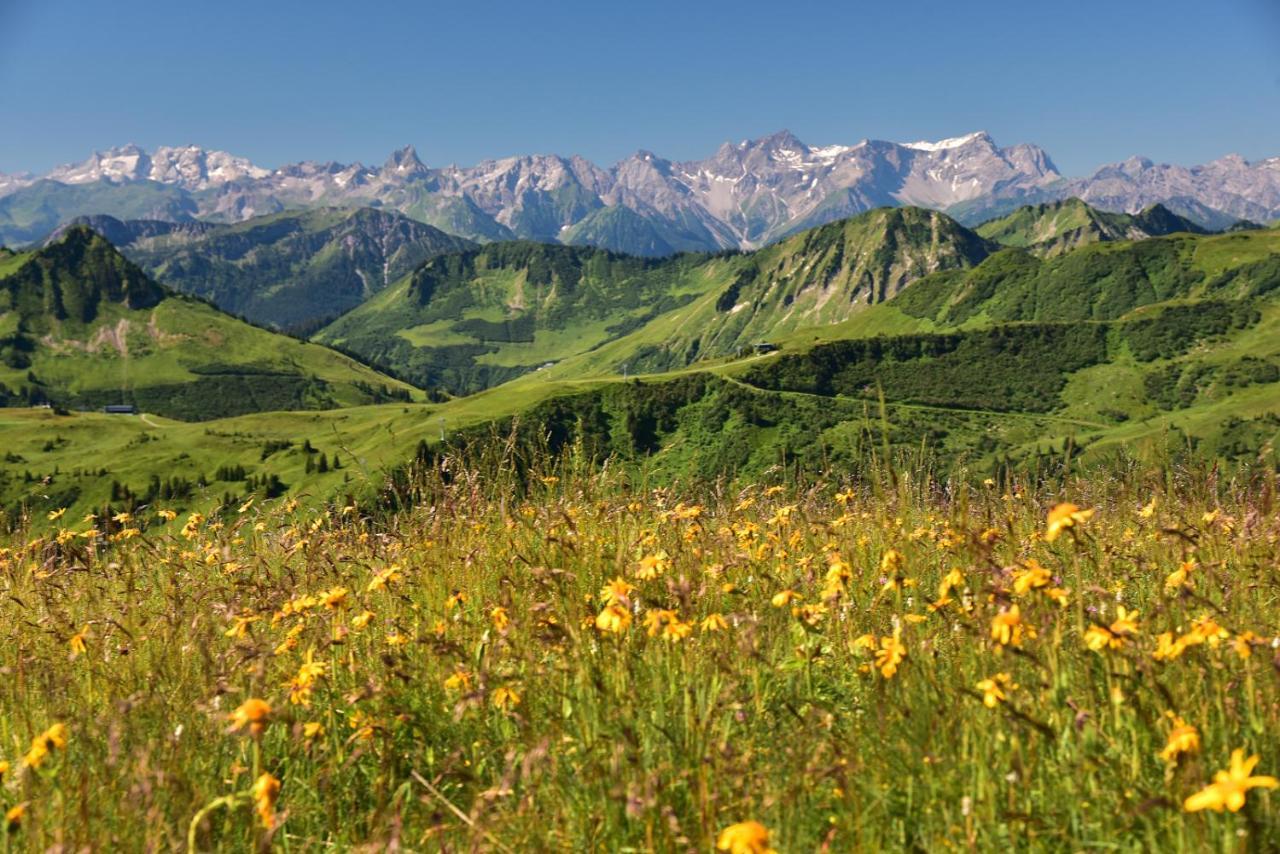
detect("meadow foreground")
(2, 460), (1279, 851)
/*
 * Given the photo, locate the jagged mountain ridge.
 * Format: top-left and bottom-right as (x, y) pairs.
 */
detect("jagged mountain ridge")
(2, 133), (1278, 255)
(0, 133), (1058, 253)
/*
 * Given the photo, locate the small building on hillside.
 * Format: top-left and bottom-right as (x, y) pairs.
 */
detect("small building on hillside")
(752, 342), (779, 355)
(103, 404), (137, 415)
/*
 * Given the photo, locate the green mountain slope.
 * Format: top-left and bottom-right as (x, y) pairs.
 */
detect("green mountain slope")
(975, 198), (1207, 256)
(317, 206), (994, 393)
(59, 207), (474, 331)
(563, 205), (737, 257)
(0, 227), (420, 420)
(622, 207), (994, 371)
(5, 219), (1280, 524)
(893, 227), (1280, 326)
(562, 205), (681, 256)
(315, 241), (714, 393)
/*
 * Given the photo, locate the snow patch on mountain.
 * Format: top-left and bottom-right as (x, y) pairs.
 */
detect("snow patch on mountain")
(900, 132), (990, 152)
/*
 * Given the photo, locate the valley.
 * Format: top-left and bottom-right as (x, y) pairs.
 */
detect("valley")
(1, 194), (1278, 530)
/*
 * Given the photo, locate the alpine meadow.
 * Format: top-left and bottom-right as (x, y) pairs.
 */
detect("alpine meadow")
(4, 1), (1280, 850)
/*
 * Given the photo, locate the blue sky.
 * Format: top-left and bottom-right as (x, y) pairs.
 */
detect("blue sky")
(1, 0), (1277, 176)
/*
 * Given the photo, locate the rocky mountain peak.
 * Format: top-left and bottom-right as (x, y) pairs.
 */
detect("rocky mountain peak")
(383, 144), (428, 177)
(8, 133), (1280, 257)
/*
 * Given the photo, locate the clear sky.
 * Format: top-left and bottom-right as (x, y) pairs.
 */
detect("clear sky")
(2, 0), (1277, 177)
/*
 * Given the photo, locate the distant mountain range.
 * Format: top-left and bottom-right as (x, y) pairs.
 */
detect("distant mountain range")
(2, 132), (1277, 254)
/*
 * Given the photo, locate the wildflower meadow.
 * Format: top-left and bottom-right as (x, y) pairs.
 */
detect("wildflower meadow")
(2, 454), (1280, 851)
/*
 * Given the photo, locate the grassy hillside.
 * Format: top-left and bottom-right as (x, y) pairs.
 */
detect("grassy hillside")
(68, 207), (474, 331)
(0, 227), (421, 420)
(316, 207), (995, 393)
(616, 207), (994, 373)
(3, 223), (1279, 525)
(315, 241), (716, 394)
(975, 198), (1206, 257)
(894, 228), (1280, 326)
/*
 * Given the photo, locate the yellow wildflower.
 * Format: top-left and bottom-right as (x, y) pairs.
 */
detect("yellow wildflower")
(990, 605), (1031, 647)
(794, 602), (828, 627)
(1184, 615), (1229, 648)
(444, 669), (473, 692)
(880, 548), (905, 575)
(68, 624), (89, 657)
(492, 685), (521, 711)
(224, 613), (260, 639)
(1012, 559), (1052, 595)
(700, 613), (729, 633)
(644, 609), (676, 637)
(321, 586), (349, 610)
(595, 603), (633, 634)
(1159, 715), (1200, 764)
(976, 672), (1016, 708)
(1234, 631), (1261, 659)
(874, 626), (907, 678)
(717, 820), (776, 854)
(252, 772), (281, 829)
(229, 698), (272, 737)
(490, 606), (511, 632)
(1152, 631), (1186, 662)
(1184, 749), (1278, 812)
(771, 589), (800, 608)
(1045, 503), (1094, 542)
(274, 623), (304, 656)
(366, 566), (402, 593)
(22, 723), (68, 769)
(662, 615), (694, 641)
(1042, 587), (1070, 608)
(601, 576), (637, 604)
(289, 649), (327, 706)
(1086, 606), (1140, 652)
(1165, 560), (1196, 592)
(636, 551), (670, 580)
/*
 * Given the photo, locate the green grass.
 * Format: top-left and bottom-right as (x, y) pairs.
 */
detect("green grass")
(5, 452), (1280, 849)
(7, 217), (1280, 526)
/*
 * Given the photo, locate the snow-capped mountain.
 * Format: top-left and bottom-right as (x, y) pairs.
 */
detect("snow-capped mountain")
(41, 143), (271, 190)
(1, 133), (1276, 253)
